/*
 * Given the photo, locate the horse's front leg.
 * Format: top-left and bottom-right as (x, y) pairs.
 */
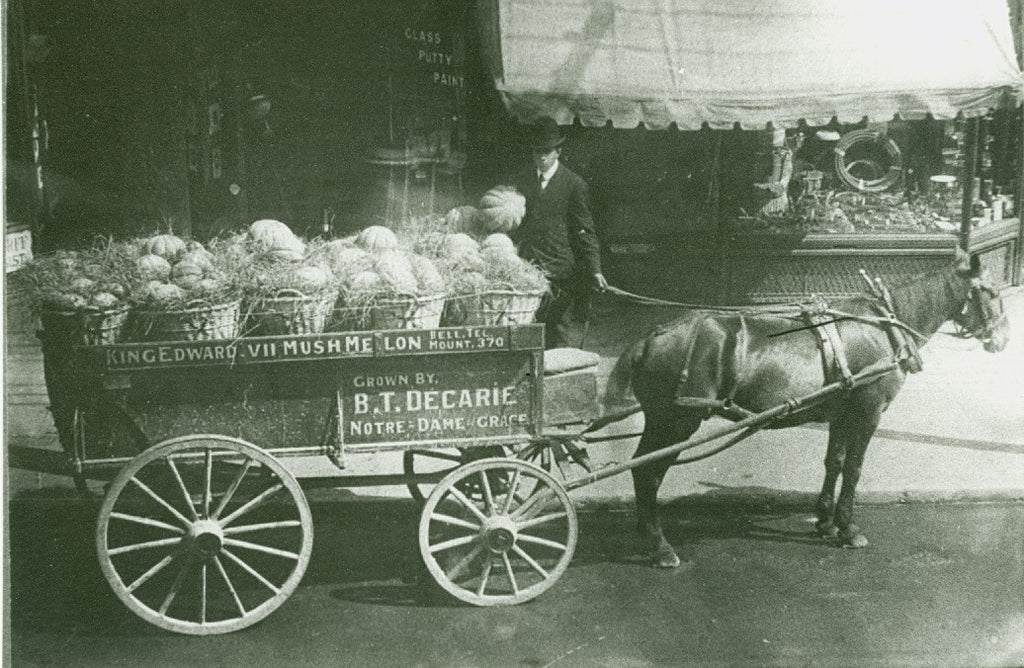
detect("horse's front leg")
(830, 409), (880, 549)
(631, 414), (701, 568)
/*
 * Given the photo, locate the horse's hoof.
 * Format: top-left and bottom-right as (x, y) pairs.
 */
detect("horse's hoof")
(653, 545), (681, 568)
(841, 533), (870, 549)
(815, 521), (839, 539)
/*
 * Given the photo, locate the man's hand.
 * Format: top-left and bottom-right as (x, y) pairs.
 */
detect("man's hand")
(593, 273), (609, 291)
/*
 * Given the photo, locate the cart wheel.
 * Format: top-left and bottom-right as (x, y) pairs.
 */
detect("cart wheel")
(419, 458), (577, 606)
(96, 435), (313, 635)
(403, 445), (506, 503)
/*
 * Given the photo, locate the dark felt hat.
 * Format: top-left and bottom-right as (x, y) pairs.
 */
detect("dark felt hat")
(527, 117), (565, 152)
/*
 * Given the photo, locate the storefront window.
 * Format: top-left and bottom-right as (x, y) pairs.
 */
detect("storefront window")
(726, 116), (1017, 235)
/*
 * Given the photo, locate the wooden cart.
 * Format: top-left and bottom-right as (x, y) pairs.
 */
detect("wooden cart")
(45, 321), (897, 635)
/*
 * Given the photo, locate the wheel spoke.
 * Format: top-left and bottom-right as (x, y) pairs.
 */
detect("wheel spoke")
(164, 458), (199, 521)
(221, 547), (281, 594)
(158, 554), (192, 616)
(512, 544), (549, 578)
(213, 555), (246, 615)
(476, 556), (493, 597)
(501, 553), (519, 596)
(108, 536), (183, 556)
(200, 562), (207, 625)
(222, 537), (300, 560)
(516, 511), (567, 531)
(203, 448), (213, 518)
(212, 457), (254, 520)
(428, 534), (479, 554)
(445, 543), (486, 582)
(446, 485), (488, 524)
(126, 554), (176, 592)
(109, 512), (185, 534)
(219, 482), (284, 527)
(222, 520), (302, 535)
(510, 488), (556, 521)
(428, 512), (479, 532)
(501, 470), (522, 515)
(479, 471), (495, 514)
(516, 533), (567, 552)
(130, 476), (192, 527)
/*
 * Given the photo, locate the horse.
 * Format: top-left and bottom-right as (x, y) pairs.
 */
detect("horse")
(603, 250), (1009, 567)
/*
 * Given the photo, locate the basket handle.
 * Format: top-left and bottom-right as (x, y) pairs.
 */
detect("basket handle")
(185, 299), (212, 309)
(273, 288), (307, 299)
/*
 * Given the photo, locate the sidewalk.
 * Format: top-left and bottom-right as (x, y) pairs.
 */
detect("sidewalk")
(4, 283), (1023, 505)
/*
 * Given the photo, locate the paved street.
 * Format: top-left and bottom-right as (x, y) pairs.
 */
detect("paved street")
(7, 496), (1023, 667)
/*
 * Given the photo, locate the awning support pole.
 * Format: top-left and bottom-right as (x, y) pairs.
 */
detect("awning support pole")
(960, 116), (979, 250)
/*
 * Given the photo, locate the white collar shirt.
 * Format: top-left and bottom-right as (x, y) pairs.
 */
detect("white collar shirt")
(537, 160), (559, 190)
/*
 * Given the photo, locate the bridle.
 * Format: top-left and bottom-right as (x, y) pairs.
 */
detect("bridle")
(953, 277), (1007, 345)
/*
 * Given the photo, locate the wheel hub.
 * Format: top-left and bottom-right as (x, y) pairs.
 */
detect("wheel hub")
(482, 515), (518, 553)
(188, 518), (224, 556)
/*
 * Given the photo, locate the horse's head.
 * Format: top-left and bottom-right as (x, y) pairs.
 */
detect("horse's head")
(952, 250), (1010, 353)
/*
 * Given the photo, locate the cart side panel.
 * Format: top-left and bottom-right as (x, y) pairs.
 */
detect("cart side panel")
(339, 352), (537, 452)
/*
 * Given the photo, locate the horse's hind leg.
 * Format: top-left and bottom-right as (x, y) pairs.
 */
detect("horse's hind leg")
(829, 409), (880, 549)
(631, 410), (702, 568)
(814, 430), (846, 539)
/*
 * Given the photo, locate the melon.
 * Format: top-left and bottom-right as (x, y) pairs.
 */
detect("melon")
(89, 292), (120, 311)
(477, 186), (526, 233)
(98, 282), (127, 299)
(327, 245), (374, 279)
(147, 282), (186, 306)
(480, 233), (517, 255)
(440, 233), (480, 257)
(347, 271), (384, 294)
(374, 251), (418, 293)
(136, 254), (172, 281)
(196, 278), (221, 295)
(409, 255), (445, 294)
(179, 248), (215, 272)
(145, 234), (187, 260)
(46, 292), (87, 311)
(172, 275), (203, 291)
(69, 277), (96, 295)
(171, 261), (204, 280)
(356, 226), (399, 253)
(289, 265), (332, 293)
(249, 219), (299, 251)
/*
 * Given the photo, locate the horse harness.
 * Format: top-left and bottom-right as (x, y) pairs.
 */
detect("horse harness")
(668, 274), (926, 421)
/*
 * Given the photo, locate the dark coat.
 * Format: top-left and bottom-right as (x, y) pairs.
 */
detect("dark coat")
(510, 163), (602, 281)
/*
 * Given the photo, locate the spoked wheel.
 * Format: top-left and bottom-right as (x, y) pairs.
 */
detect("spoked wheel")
(403, 445), (506, 503)
(404, 440), (591, 504)
(96, 435), (313, 635)
(419, 458), (577, 606)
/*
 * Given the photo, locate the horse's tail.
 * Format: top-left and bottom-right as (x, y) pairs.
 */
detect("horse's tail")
(602, 339), (643, 414)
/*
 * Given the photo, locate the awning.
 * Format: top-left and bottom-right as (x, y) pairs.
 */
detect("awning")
(479, 0), (1024, 130)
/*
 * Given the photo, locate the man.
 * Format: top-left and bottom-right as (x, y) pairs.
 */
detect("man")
(511, 117), (607, 349)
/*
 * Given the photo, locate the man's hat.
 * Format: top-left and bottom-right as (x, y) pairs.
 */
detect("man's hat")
(527, 117), (565, 152)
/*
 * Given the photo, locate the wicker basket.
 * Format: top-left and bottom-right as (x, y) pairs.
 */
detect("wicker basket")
(443, 289), (545, 327)
(40, 307), (130, 346)
(132, 299), (241, 342)
(370, 293), (446, 330)
(247, 288), (339, 336)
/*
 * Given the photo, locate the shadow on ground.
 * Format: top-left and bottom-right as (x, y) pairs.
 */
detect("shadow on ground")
(8, 487), (840, 632)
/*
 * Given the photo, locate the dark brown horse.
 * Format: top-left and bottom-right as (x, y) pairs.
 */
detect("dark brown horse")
(604, 251), (1009, 567)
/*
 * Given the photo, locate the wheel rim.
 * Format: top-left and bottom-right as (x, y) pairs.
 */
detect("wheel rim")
(96, 435), (313, 635)
(418, 458), (577, 606)
(403, 445), (508, 503)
